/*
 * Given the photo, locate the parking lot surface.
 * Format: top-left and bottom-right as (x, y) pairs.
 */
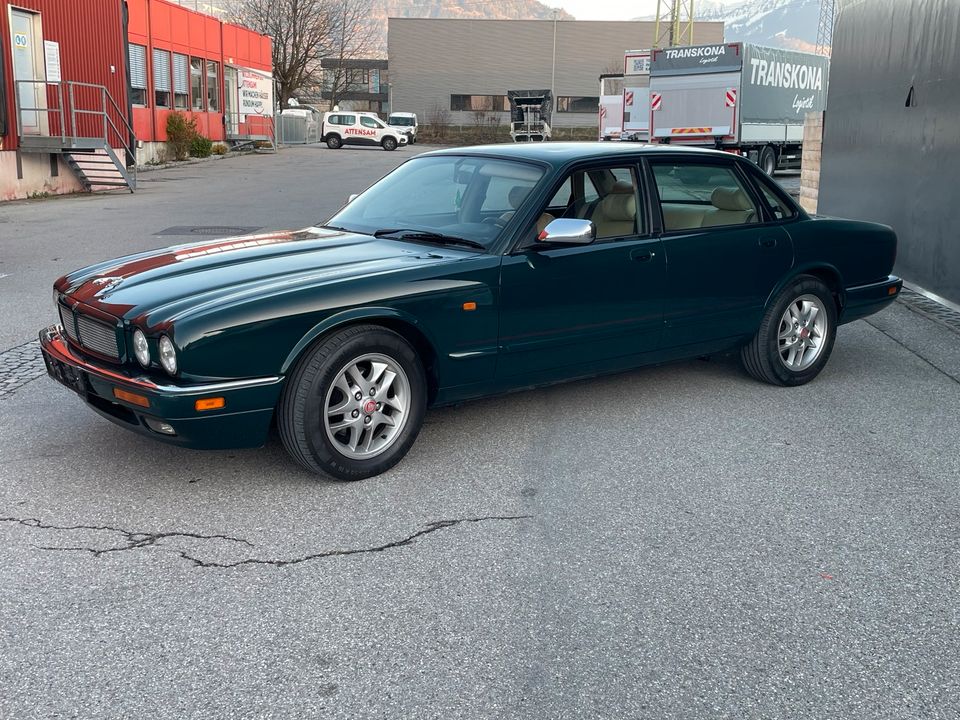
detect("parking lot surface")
(1, 146), (957, 719)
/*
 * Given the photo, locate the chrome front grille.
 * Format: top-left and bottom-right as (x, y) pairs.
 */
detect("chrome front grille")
(58, 303), (79, 342)
(58, 302), (121, 360)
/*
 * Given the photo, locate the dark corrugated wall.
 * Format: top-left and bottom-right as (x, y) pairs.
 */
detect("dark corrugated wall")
(818, 0), (960, 304)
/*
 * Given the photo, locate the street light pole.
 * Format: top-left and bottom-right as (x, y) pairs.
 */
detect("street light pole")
(551, 8), (559, 115)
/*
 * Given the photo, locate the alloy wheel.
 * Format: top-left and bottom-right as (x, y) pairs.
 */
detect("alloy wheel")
(323, 353), (410, 459)
(778, 294), (829, 371)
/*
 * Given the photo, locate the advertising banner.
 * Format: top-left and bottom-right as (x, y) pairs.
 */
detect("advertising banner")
(740, 45), (829, 124)
(239, 68), (273, 118)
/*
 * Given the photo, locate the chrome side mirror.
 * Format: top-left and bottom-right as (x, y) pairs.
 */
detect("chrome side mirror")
(347, 193), (359, 203)
(537, 218), (595, 245)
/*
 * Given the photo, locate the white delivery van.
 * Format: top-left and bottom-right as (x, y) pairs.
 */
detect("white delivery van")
(387, 112), (418, 143)
(320, 112), (408, 151)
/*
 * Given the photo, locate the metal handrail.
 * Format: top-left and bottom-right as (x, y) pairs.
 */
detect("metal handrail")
(14, 79), (137, 171)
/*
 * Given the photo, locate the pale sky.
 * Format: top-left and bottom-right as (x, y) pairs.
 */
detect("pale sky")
(551, 0), (661, 21)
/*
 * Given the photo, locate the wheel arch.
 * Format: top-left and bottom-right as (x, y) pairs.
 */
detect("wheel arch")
(281, 308), (441, 404)
(766, 264), (845, 315)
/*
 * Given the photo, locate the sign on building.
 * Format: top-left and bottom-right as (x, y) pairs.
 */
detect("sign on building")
(239, 68), (273, 118)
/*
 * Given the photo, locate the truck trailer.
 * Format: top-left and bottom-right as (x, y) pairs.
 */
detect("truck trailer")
(598, 74), (624, 140)
(508, 90), (552, 142)
(648, 42), (829, 173)
(620, 49), (652, 142)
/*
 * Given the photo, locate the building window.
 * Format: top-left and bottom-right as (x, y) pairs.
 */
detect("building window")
(172, 53), (189, 109)
(129, 44), (147, 106)
(450, 95), (508, 112)
(152, 48), (172, 108)
(556, 96), (600, 113)
(206, 60), (220, 112)
(191, 57), (204, 110)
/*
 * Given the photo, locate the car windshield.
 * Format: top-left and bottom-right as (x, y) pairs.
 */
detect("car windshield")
(388, 116), (414, 126)
(325, 156), (546, 250)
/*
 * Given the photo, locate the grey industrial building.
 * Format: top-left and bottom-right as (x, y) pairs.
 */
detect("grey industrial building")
(819, 0), (960, 305)
(387, 18), (724, 128)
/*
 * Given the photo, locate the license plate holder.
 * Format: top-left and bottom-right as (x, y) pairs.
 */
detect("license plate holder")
(43, 351), (91, 398)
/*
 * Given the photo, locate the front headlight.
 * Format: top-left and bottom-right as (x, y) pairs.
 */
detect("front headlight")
(158, 335), (178, 375)
(132, 329), (150, 367)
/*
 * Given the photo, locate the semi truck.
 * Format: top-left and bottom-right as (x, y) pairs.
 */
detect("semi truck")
(648, 42), (829, 173)
(507, 90), (552, 142)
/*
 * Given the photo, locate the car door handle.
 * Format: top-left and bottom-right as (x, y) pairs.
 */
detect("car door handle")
(630, 248), (656, 262)
(758, 237), (778, 248)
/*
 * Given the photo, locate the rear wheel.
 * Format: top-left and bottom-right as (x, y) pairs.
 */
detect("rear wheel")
(382, 136), (398, 151)
(326, 135), (342, 150)
(760, 145), (777, 175)
(278, 325), (427, 480)
(741, 275), (837, 386)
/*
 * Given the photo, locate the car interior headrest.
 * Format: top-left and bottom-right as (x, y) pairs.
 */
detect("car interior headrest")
(600, 192), (636, 221)
(508, 186), (530, 209)
(711, 187), (753, 211)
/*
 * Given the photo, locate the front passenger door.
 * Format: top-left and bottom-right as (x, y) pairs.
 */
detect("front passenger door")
(497, 164), (665, 380)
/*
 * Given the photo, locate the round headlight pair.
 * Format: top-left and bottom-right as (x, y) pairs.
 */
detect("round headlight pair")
(132, 329), (177, 375)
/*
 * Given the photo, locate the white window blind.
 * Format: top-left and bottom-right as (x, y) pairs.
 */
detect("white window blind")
(153, 49), (171, 92)
(129, 44), (147, 89)
(173, 53), (189, 94)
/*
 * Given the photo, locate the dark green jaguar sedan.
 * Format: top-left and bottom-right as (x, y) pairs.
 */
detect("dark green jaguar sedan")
(40, 144), (901, 480)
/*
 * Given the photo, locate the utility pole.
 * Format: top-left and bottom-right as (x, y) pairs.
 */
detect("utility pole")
(816, 0), (838, 56)
(551, 8), (559, 114)
(653, 0), (695, 49)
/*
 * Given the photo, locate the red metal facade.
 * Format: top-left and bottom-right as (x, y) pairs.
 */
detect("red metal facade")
(1, 0), (271, 149)
(127, 0), (272, 143)
(1, 0), (128, 151)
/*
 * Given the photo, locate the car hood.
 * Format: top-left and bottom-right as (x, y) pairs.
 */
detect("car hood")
(56, 227), (470, 325)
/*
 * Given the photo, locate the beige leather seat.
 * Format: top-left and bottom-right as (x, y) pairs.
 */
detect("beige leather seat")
(699, 187), (757, 227)
(591, 182), (637, 238)
(499, 186), (553, 234)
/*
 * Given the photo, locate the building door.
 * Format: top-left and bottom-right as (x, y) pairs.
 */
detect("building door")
(10, 8), (45, 135)
(224, 66), (238, 136)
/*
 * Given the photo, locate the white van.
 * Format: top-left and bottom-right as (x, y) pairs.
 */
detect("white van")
(320, 112), (408, 151)
(387, 112), (419, 144)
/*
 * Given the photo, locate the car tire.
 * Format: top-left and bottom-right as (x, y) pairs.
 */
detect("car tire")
(760, 145), (777, 176)
(382, 136), (397, 151)
(278, 324), (427, 480)
(326, 135), (342, 150)
(740, 275), (838, 387)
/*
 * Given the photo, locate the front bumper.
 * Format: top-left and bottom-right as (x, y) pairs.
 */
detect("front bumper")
(39, 325), (283, 449)
(840, 275), (903, 325)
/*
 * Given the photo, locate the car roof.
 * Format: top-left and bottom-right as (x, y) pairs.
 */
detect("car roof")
(418, 142), (741, 168)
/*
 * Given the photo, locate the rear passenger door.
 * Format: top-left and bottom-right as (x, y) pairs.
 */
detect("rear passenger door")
(648, 159), (793, 348)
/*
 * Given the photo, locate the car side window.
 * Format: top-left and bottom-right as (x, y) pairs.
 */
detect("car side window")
(752, 173), (797, 221)
(651, 162), (760, 232)
(341, 114), (357, 126)
(360, 116), (379, 128)
(547, 178), (572, 209)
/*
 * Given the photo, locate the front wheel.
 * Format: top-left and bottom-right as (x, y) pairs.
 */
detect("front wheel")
(741, 276), (838, 386)
(326, 135), (342, 150)
(382, 136), (398, 151)
(278, 325), (427, 480)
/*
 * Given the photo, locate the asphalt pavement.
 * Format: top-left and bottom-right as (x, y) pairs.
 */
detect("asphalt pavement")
(0, 145), (957, 719)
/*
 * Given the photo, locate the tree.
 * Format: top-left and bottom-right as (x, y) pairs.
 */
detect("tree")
(231, 0), (335, 109)
(321, 0), (379, 110)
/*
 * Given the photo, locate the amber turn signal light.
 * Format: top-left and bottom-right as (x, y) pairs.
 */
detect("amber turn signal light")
(195, 397), (226, 411)
(462, 301), (477, 311)
(888, 286), (898, 296)
(113, 387), (150, 408)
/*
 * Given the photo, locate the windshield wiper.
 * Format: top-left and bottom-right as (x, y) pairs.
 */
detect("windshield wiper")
(373, 229), (486, 251)
(320, 224), (353, 232)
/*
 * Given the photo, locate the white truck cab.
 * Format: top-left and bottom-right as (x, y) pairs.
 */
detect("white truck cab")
(386, 112), (419, 144)
(321, 112), (408, 151)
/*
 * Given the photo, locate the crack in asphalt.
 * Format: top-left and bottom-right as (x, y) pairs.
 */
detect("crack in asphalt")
(0, 516), (253, 557)
(0, 514), (531, 569)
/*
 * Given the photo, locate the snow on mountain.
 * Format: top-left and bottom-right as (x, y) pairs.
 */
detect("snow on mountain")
(696, 0), (821, 52)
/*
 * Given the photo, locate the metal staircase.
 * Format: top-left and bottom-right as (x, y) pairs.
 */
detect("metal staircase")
(14, 80), (137, 193)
